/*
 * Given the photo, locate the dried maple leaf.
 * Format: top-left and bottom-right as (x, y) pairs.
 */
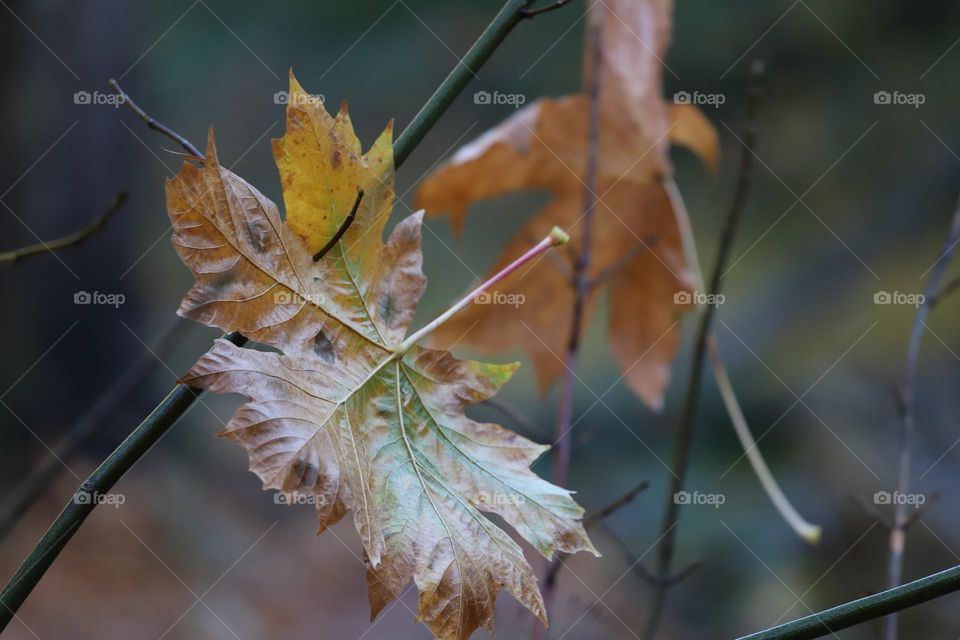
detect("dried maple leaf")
(165, 72), (596, 640)
(416, 0), (718, 410)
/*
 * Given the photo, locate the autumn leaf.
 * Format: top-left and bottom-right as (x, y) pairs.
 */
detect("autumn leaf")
(165, 72), (596, 640)
(416, 0), (718, 410)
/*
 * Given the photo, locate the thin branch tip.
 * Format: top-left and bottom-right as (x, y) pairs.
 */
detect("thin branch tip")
(110, 78), (204, 159)
(312, 187), (365, 261)
(520, 0), (576, 19)
(0, 192), (128, 264)
(549, 226), (570, 246)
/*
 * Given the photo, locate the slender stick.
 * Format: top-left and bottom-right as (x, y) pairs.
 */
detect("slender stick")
(532, 19), (603, 639)
(0, 193), (127, 264)
(643, 61), (765, 640)
(584, 480), (649, 527)
(0, 319), (192, 544)
(313, 188), (363, 261)
(521, 0), (577, 19)
(109, 79), (203, 159)
(707, 337), (821, 543)
(882, 191), (960, 640)
(737, 563), (960, 640)
(0, 4), (549, 627)
(543, 479), (649, 593)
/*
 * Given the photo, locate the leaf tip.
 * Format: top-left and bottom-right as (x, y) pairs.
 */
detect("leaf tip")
(204, 126), (219, 165)
(287, 68), (304, 96)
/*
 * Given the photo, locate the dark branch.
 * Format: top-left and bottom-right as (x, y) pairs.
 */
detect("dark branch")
(313, 189), (364, 261)
(0, 193), (127, 264)
(109, 78), (204, 159)
(521, 0), (576, 19)
(585, 480), (649, 526)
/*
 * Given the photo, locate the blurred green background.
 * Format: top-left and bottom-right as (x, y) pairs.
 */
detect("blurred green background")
(3, 1), (960, 638)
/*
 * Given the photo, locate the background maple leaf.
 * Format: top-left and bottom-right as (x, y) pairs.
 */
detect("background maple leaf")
(416, 0), (718, 410)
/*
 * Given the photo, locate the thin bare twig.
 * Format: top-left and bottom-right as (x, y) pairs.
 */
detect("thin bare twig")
(708, 336), (821, 542)
(883, 198), (960, 640)
(532, 19), (603, 639)
(313, 188), (363, 261)
(584, 480), (649, 526)
(544, 480), (652, 598)
(547, 526), (698, 593)
(643, 60), (765, 640)
(109, 79), (203, 159)
(520, 0), (577, 19)
(0, 193), (127, 264)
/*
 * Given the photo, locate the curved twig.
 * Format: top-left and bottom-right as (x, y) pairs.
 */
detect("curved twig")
(0, 193), (127, 264)
(313, 189), (363, 261)
(109, 79), (203, 159)
(708, 336), (822, 543)
(521, 0), (577, 19)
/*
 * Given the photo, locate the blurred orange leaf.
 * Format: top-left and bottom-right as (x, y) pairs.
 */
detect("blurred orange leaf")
(417, 0), (718, 410)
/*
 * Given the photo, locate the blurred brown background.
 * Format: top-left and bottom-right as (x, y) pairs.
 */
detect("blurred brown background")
(3, 1), (960, 638)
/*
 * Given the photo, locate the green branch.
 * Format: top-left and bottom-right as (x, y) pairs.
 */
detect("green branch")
(393, 0), (539, 166)
(0, 0), (544, 629)
(736, 563), (960, 640)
